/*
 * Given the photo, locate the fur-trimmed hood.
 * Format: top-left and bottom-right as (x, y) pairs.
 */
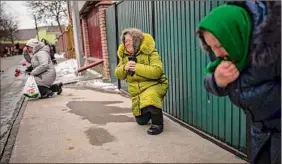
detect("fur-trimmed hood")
(247, 1), (281, 67)
(118, 31), (156, 58)
(227, 1), (281, 67)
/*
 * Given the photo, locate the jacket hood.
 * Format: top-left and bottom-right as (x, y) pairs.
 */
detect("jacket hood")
(41, 45), (50, 53)
(248, 1), (281, 67)
(33, 42), (45, 54)
(198, 4), (252, 73)
(198, 1), (280, 68)
(226, 1), (280, 67)
(26, 38), (45, 54)
(118, 33), (156, 58)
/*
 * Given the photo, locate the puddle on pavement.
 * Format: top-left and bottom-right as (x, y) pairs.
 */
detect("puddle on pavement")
(67, 101), (134, 125)
(67, 147), (74, 150)
(67, 93), (74, 96)
(85, 127), (115, 146)
(71, 97), (84, 100)
(112, 152), (118, 155)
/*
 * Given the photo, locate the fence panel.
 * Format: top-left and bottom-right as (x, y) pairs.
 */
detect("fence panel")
(106, 5), (118, 85)
(105, 0), (247, 155)
(116, 1), (152, 91)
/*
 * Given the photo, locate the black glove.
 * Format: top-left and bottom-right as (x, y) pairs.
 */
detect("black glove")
(25, 65), (33, 73)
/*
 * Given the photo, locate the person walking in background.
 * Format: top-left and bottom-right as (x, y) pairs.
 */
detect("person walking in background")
(41, 38), (57, 65)
(24, 39), (63, 98)
(3, 47), (8, 57)
(115, 28), (169, 135)
(49, 44), (57, 65)
(197, 1), (280, 164)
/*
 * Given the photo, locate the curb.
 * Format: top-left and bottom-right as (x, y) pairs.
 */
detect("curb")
(64, 85), (121, 95)
(0, 96), (28, 163)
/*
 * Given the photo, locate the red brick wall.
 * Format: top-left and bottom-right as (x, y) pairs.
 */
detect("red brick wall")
(81, 17), (90, 57)
(97, 3), (112, 79)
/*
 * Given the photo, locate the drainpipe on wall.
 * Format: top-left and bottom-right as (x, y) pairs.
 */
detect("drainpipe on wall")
(70, 1), (84, 73)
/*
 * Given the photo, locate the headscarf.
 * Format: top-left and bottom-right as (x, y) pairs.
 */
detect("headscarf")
(198, 4), (252, 73)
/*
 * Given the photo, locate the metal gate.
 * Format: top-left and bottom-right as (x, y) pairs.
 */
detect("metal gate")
(87, 7), (103, 59)
(105, 1), (249, 159)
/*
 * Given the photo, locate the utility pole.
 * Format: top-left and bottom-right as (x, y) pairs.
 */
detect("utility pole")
(70, 1), (84, 70)
(34, 15), (39, 40)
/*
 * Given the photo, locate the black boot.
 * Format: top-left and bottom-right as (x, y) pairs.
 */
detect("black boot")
(57, 82), (63, 95)
(50, 82), (63, 95)
(38, 86), (54, 99)
(146, 106), (164, 135)
(147, 124), (163, 135)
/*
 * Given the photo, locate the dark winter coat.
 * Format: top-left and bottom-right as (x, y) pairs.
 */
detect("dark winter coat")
(203, 1), (281, 164)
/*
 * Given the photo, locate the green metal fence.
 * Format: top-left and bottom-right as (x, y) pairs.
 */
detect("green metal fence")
(116, 1), (153, 91)
(106, 0), (248, 159)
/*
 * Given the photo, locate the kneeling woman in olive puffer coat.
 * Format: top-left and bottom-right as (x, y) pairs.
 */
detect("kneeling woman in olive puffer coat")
(115, 28), (169, 135)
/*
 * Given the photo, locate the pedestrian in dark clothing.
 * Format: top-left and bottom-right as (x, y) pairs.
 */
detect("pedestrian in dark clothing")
(197, 1), (281, 164)
(49, 44), (57, 65)
(41, 38), (57, 65)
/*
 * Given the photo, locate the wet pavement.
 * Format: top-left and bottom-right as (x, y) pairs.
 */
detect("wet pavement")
(0, 56), (115, 162)
(0, 56), (27, 160)
(10, 88), (245, 163)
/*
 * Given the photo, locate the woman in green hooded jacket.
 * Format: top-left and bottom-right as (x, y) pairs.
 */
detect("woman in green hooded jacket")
(197, 1), (280, 164)
(115, 28), (168, 135)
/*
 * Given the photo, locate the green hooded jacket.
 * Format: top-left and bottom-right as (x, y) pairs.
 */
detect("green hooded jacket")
(115, 33), (168, 116)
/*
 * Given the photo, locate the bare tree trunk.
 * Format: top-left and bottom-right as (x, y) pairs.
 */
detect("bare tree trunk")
(9, 29), (14, 44)
(56, 16), (63, 34)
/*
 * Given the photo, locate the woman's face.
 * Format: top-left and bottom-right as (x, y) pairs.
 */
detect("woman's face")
(202, 30), (229, 58)
(124, 34), (134, 54)
(23, 46), (33, 53)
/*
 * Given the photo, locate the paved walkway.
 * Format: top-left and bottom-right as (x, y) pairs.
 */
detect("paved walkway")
(10, 88), (246, 163)
(0, 56), (27, 160)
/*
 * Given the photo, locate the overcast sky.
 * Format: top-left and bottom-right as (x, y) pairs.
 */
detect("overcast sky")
(4, 1), (47, 29)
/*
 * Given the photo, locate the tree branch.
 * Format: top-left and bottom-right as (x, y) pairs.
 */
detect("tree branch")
(25, 1), (67, 33)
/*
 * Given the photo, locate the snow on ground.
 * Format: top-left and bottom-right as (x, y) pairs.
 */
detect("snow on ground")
(72, 79), (119, 93)
(54, 53), (65, 59)
(54, 57), (118, 92)
(54, 58), (81, 84)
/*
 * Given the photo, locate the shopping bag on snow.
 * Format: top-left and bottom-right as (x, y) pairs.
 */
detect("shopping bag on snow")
(22, 75), (41, 98)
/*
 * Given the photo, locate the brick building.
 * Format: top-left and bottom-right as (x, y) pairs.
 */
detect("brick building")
(69, 1), (113, 79)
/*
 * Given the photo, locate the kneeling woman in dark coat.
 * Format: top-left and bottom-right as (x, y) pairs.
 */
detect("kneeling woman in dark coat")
(197, 1), (280, 164)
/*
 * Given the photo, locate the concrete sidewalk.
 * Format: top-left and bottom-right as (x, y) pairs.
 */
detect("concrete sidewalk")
(10, 88), (246, 163)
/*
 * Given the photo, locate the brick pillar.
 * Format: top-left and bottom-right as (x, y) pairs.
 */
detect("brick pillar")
(81, 17), (90, 58)
(97, 1), (112, 79)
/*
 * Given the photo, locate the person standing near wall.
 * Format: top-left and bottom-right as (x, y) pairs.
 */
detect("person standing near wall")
(41, 38), (57, 65)
(197, 1), (280, 164)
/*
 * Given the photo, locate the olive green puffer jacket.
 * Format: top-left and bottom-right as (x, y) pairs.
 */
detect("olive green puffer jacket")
(115, 33), (169, 116)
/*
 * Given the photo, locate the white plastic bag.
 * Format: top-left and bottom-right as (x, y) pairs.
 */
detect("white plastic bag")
(22, 75), (41, 98)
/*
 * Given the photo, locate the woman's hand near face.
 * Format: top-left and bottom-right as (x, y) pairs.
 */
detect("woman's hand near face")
(23, 46), (28, 53)
(214, 61), (239, 88)
(124, 61), (136, 71)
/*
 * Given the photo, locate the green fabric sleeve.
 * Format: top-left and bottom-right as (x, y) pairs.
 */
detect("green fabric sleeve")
(135, 52), (163, 79)
(115, 54), (127, 80)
